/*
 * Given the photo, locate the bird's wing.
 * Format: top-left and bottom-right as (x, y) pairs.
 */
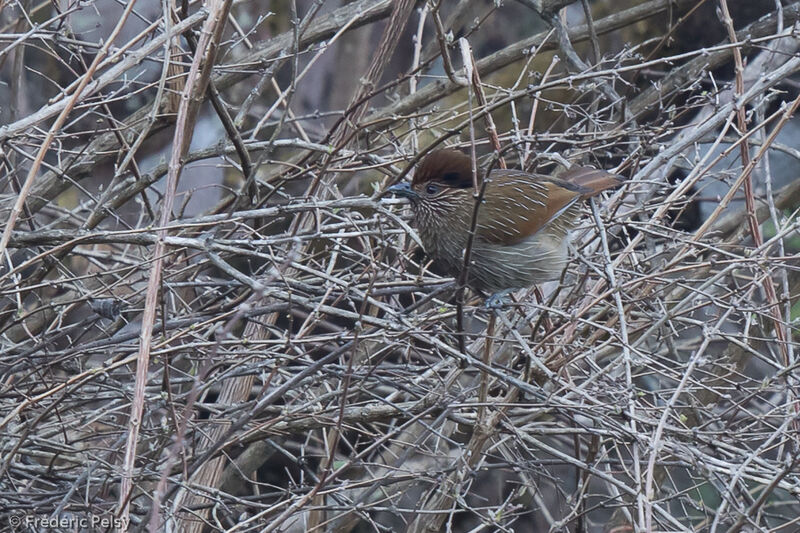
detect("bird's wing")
(476, 170), (581, 246)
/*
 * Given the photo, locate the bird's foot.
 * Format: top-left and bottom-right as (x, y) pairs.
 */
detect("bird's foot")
(484, 290), (514, 310)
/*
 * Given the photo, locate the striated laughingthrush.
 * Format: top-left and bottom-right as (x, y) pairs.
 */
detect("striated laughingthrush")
(389, 149), (623, 302)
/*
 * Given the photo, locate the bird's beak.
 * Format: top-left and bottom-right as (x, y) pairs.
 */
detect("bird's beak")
(387, 182), (418, 200)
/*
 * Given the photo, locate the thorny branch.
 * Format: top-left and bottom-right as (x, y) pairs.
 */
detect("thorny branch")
(1, 1), (799, 532)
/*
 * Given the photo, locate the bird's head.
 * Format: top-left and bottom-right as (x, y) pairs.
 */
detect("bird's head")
(388, 149), (475, 206)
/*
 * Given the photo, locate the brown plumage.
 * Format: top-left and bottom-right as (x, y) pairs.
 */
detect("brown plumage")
(389, 149), (623, 300)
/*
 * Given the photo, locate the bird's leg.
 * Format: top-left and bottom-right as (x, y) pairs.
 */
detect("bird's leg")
(484, 289), (515, 309)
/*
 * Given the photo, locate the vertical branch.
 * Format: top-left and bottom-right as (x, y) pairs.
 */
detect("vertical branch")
(330, 0), (416, 148)
(119, 0), (232, 522)
(431, 1), (468, 87)
(718, 0), (791, 371)
(409, 2), (429, 153)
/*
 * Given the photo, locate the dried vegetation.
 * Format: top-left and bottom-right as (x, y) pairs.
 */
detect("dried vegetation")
(1, 0), (799, 531)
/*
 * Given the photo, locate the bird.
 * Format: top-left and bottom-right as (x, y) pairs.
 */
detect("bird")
(388, 148), (624, 306)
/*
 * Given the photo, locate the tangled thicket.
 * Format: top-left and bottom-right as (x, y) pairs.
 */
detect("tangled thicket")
(1, 0), (799, 531)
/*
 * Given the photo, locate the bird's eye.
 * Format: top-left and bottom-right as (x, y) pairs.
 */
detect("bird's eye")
(425, 184), (440, 195)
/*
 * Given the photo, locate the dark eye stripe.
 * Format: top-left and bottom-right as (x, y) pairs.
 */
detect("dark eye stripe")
(440, 171), (472, 188)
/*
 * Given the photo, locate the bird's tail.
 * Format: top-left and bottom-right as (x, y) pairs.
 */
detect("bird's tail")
(560, 166), (624, 198)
